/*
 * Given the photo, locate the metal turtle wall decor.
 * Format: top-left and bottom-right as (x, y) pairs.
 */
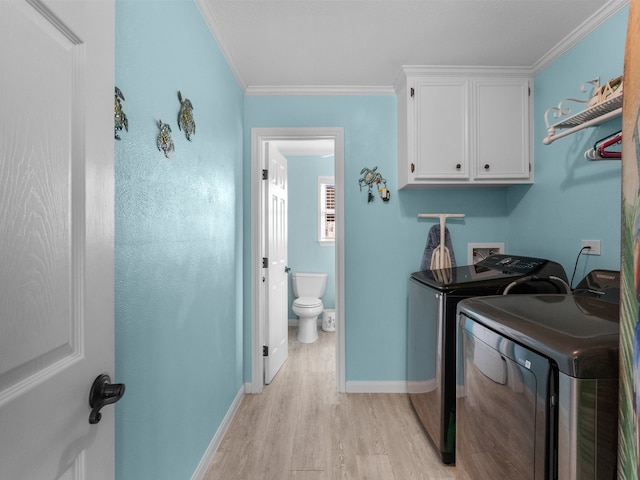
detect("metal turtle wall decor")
(177, 91), (196, 141)
(358, 166), (390, 203)
(156, 119), (174, 159)
(114, 86), (128, 140)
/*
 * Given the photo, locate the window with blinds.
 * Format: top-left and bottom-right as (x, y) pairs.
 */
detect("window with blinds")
(318, 176), (335, 245)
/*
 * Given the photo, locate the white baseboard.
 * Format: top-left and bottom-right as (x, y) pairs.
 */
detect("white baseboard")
(345, 381), (408, 393)
(191, 384), (245, 480)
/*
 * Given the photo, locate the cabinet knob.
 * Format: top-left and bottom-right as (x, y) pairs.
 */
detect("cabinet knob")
(456, 164), (461, 170)
(411, 163), (415, 173)
(484, 164), (490, 170)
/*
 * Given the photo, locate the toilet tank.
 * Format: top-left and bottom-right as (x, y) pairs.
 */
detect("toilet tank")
(292, 272), (327, 298)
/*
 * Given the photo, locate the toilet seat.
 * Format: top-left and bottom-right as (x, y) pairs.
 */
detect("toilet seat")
(293, 297), (323, 309)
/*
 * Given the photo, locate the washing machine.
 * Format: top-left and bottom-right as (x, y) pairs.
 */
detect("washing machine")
(407, 254), (568, 465)
(456, 270), (619, 480)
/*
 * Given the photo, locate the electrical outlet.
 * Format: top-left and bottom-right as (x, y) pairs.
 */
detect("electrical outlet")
(581, 240), (601, 255)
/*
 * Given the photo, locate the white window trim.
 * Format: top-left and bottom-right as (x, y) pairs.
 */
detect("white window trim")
(318, 176), (335, 246)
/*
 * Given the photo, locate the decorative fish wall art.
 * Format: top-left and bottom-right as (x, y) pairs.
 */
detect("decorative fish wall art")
(177, 91), (196, 141)
(156, 119), (174, 159)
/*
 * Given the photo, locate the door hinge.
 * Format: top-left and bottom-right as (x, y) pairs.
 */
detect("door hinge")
(410, 87), (415, 98)
(263, 346), (269, 356)
(262, 169), (268, 180)
(262, 257), (268, 268)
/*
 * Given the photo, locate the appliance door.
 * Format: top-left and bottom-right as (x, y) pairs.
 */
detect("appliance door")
(457, 315), (555, 480)
(557, 374), (618, 480)
(408, 278), (456, 464)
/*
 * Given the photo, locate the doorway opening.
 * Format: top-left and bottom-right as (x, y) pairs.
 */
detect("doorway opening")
(250, 128), (345, 393)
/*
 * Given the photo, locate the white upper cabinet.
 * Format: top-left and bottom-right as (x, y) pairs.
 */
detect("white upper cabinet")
(412, 78), (470, 181)
(397, 67), (533, 188)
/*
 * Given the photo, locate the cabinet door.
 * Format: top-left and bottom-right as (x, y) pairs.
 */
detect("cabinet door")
(474, 79), (531, 180)
(412, 79), (469, 180)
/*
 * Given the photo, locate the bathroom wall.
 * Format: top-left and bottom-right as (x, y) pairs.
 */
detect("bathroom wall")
(115, 0), (244, 478)
(507, 5), (628, 280)
(243, 95), (510, 384)
(286, 154), (336, 320)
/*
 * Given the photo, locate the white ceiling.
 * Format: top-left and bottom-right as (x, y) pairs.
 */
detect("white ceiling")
(197, 0), (627, 93)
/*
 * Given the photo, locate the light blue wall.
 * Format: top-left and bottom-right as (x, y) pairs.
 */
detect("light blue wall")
(286, 155), (335, 319)
(507, 6), (628, 281)
(243, 96), (511, 382)
(115, 1), (244, 479)
(112, 2), (629, 477)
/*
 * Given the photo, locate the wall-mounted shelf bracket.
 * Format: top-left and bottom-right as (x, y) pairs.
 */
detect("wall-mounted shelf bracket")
(543, 77), (623, 145)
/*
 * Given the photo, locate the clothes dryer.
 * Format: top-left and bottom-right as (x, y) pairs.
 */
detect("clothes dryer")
(456, 270), (619, 480)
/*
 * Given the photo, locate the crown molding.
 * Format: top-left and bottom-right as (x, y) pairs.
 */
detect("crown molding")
(532, 0), (629, 74)
(195, 0), (248, 92)
(244, 85), (396, 96)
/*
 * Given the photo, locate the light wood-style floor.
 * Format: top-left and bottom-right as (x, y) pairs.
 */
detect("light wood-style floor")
(204, 327), (457, 480)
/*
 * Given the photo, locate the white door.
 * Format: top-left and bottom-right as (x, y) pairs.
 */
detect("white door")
(0, 1), (116, 479)
(264, 143), (288, 384)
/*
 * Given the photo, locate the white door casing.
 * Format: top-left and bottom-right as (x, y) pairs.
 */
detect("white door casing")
(0, 1), (115, 479)
(250, 128), (345, 394)
(264, 144), (288, 384)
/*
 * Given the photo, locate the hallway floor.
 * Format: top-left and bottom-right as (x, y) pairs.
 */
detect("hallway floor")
(203, 327), (457, 480)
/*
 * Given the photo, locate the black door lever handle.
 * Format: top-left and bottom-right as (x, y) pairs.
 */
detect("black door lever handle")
(89, 374), (125, 424)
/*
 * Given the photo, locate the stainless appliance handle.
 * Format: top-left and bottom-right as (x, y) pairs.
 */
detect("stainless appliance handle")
(502, 275), (571, 295)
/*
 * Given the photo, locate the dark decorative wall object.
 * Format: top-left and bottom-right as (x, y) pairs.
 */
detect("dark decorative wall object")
(114, 86), (128, 140)
(177, 91), (196, 141)
(156, 119), (174, 158)
(358, 166), (390, 202)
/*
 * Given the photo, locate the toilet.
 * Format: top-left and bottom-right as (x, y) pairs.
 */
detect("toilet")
(291, 272), (327, 343)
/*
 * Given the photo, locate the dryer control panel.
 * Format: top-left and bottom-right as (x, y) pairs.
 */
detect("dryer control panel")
(477, 254), (547, 275)
(574, 269), (620, 303)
